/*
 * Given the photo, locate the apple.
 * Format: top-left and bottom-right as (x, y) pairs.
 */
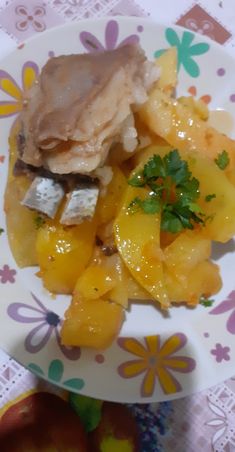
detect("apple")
(0, 391), (88, 451)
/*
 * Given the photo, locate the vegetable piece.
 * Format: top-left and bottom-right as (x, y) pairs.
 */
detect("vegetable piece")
(4, 177), (38, 267)
(96, 167), (127, 226)
(114, 183), (169, 307)
(164, 230), (211, 279)
(139, 88), (235, 180)
(4, 125), (38, 267)
(36, 217), (96, 294)
(165, 260), (222, 305)
(214, 150), (230, 170)
(75, 265), (116, 300)
(128, 150), (204, 233)
(200, 297), (215, 307)
(163, 230), (222, 305)
(188, 151), (235, 242)
(155, 47), (177, 93)
(61, 297), (124, 349)
(137, 145), (235, 243)
(178, 95), (209, 120)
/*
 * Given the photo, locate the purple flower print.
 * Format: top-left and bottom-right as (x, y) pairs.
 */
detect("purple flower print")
(15, 5), (46, 33)
(211, 343), (230, 363)
(210, 291), (235, 334)
(0, 264), (16, 283)
(80, 19), (139, 53)
(7, 293), (80, 360)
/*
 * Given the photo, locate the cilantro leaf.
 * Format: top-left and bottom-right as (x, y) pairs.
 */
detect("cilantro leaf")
(129, 196), (160, 214)
(128, 171), (146, 187)
(200, 297), (215, 307)
(177, 177), (199, 202)
(214, 150), (230, 170)
(128, 149), (205, 233)
(141, 197), (161, 214)
(34, 215), (45, 229)
(164, 149), (191, 184)
(205, 194), (216, 202)
(143, 154), (165, 179)
(161, 210), (183, 233)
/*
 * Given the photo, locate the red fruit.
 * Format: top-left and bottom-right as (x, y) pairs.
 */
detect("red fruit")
(0, 391), (88, 451)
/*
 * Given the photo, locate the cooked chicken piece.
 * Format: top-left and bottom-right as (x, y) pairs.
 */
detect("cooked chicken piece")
(19, 44), (159, 175)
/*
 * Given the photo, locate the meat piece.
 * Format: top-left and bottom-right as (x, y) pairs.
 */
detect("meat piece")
(21, 176), (65, 218)
(13, 158), (96, 188)
(19, 44), (159, 175)
(60, 184), (99, 225)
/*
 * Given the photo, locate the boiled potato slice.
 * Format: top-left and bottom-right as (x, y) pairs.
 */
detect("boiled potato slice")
(61, 296), (124, 349)
(96, 166), (127, 226)
(188, 152), (235, 243)
(165, 260), (222, 305)
(114, 185), (169, 307)
(139, 88), (235, 177)
(4, 177), (38, 267)
(164, 231), (211, 280)
(74, 264), (116, 300)
(36, 218), (96, 294)
(155, 47), (177, 93)
(4, 123), (38, 267)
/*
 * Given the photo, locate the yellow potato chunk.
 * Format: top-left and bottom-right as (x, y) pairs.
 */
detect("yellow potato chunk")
(188, 155), (235, 243)
(36, 218), (96, 294)
(96, 167), (127, 226)
(61, 297), (124, 349)
(139, 88), (235, 177)
(114, 184), (169, 307)
(4, 177), (38, 267)
(4, 124), (38, 267)
(75, 265), (116, 300)
(166, 260), (222, 305)
(155, 47), (177, 93)
(164, 231), (211, 279)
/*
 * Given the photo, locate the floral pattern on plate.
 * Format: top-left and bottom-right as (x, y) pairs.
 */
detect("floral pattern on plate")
(118, 334), (196, 397)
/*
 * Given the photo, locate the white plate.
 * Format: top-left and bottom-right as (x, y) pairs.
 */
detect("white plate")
(0, 17), (235, 403)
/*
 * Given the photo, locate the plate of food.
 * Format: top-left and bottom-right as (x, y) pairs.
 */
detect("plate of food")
(1, 16), (235, 403)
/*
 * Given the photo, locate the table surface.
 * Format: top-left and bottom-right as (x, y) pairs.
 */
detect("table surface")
(0, 1), (235, 451)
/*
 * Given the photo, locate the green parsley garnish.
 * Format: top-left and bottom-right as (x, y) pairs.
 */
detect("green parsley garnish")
(34, 215), (45, 229)
(200, 296), (215, 307)
(205, 194), (216, 202)
(128, 150), (206, 233)
(214, 150), (230, 170)
(0, 228), (4, 235)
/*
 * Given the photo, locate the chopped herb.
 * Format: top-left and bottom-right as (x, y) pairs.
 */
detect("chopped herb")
(34, 215), (45, 229)
(205, 194), (216, 202)
(129, 196), (160, 214)
(0, 228), (4, 235)
(214, 150), (230, 170)
(200, 296), (215, 307)
(128, 150), (206, 233)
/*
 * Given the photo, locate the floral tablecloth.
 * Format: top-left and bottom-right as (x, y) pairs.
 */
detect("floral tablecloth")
(0, 1), (235, 451)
